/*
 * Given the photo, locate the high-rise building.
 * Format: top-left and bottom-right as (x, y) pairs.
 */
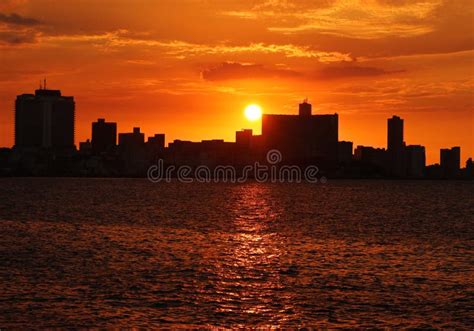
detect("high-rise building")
(298, 100), (312, 116)
(262, 101), (338, 163)
(388, 116), (404, 151)
(405, 145), (426, 178)
(118, 127), (146, 174)
(15, 87), (75, 150)
(387, 115), (405, 177)
(92, 118), (117, 154)
(440, 147), (461, 177)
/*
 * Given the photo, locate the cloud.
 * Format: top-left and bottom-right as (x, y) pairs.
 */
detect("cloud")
(0, 30), (38, 44)
(39, 31), (353, 61)
(316, 64), (403, 79)
(201, 61), (403, 82)
(224, 0), (442, 39)
(201, 62), (299, 81)
(0, 12), (41, 26)
(0, 12), (42, 45)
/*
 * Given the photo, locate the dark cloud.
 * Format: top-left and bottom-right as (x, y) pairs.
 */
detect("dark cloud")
(201, 62), (402, 82)
(201, 62), (300, 81)
(0, 13), (42, 45)
(316, 65), (403, 79)
(0, 13), (41, 26)
(0, 30), (38, 44)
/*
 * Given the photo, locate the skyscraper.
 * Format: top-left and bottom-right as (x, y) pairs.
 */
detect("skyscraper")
(388, 116), (404, 152)
(15, 86), (75, 150)
(92, 118), (117, 154)
(387, 115), (405, 177)
(298, 100), (312, 116)
(440, 147), (461, 178)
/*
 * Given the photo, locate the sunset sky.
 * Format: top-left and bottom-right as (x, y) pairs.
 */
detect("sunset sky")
(0, 0), (472, 164)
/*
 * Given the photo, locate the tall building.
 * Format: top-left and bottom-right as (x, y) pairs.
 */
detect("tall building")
(440, 147), (461, 177)
(92, 118), (117, 154)
(405, 145), (425, 178)
(299, 100), (312, 116)
(262, 101), (338, 163)
(118, 127), (146, 175)
(387, 115), (405, 177)
(388, 116), (404, 151)
(15, 87), (75, 150)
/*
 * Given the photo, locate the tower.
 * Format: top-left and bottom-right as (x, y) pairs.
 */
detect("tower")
(15, 86), (75, 150)
(299, 99), (312, 116)
(387, 115), (405, 177)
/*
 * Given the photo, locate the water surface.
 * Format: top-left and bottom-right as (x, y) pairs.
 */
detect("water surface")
(0, 178), (473, 328)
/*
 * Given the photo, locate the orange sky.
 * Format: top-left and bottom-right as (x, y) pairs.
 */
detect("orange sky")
(0, 0), (473, 164)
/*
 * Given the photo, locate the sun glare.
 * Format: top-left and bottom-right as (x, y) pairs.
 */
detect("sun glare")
(244, 104), (262, 121)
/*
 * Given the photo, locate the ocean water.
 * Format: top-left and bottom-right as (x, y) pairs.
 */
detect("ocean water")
(0, 178), (473, 328)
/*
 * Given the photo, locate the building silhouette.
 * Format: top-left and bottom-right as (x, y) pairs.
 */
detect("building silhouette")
(440, 147), (461, 178)
(405, 145), (426, 178)
(354, 146), (386, 168)
(298, 99), (312, 116)
(119, 127), (145, 147)
(387, 115), (405, 177)
(262, 100), (338, 163)
(118, 127), (146, 174)
(466, 158), (474, 178)
(92, 118), (117, 154)
(146, 134), (166, 163)
(15, 86), (75, 150)
(236, 129), (253, 149)
(167, 139), (235, 167)
(147, 134), (165, 150)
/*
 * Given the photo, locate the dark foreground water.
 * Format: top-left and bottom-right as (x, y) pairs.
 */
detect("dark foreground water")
(0, 178), (473, 328)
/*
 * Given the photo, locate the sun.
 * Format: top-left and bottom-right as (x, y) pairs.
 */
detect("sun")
(244, 104), (262, 121)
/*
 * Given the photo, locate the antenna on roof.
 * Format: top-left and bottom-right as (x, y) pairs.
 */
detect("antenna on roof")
(44, 78), (47, 90)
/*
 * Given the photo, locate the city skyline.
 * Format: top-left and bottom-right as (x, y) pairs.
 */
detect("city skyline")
(6, 85), (471, 181)
(0, 0), (473, 164)
(7, 84), (472, 167)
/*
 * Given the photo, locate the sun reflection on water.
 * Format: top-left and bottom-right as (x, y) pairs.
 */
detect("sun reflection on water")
(209, 184), (298, 326)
